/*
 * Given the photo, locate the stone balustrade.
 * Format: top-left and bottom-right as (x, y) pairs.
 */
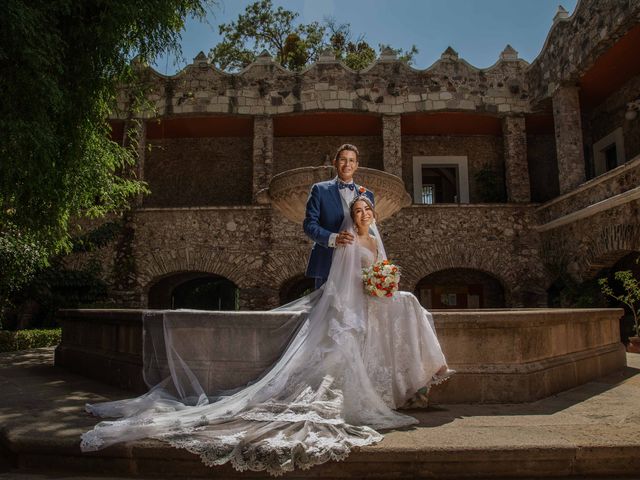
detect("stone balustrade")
(536, 154), (640, 227)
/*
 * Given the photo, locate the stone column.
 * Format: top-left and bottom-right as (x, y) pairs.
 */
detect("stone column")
(382, 114), (402, 178)
(552, 86), (586, 194)
(502, 115), (530, 202)
(252, 115), (274, 200)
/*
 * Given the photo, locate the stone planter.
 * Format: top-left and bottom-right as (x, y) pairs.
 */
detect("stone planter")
(628, 336), (640, 353)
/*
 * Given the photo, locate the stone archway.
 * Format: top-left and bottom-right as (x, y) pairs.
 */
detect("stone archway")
(391, 243), (538, 305)
(575, 222), (640, 282)
(279, 274), (315, 306)
(414, 268), (506, 309)
(147, 271), (238, 310)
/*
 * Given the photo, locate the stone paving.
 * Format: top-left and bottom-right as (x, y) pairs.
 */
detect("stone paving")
(1, 348), (639, 479)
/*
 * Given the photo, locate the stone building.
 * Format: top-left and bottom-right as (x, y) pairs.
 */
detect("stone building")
(69, 0), (640, 313)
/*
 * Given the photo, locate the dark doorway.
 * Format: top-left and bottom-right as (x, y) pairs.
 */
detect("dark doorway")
(280, 275), (315, 305)
(148, 272), (238, 310)
(415, 268), (505, 309)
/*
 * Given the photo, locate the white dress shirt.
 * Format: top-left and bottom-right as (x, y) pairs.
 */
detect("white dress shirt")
(328, 178), (356, 248)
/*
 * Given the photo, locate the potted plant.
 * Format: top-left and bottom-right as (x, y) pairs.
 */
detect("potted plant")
(599, 266), (640, 353)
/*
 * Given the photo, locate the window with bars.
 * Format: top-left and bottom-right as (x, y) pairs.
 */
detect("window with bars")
(419, 166), (458, 204)
(421, 184), (435, 204)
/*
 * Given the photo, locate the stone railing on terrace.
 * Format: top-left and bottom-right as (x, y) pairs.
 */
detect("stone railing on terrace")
(535, 154), (640, 229)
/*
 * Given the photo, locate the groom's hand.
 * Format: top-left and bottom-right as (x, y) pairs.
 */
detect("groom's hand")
(336, 230), (354, 245)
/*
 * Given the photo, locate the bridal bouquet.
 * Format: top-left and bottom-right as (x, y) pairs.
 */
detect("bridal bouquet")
(362, 260), (400, 297)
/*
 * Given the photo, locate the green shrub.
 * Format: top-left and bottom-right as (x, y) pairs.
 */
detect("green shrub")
(0, 328), (62, 353)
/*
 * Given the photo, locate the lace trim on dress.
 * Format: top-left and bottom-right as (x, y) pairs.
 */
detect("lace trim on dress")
(162, 425), (381, 477)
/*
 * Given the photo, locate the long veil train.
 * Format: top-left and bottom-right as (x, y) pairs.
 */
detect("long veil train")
(80, 215), (447, 475)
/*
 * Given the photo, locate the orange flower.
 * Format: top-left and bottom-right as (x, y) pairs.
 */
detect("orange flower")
(358, 186), (366, 193)
(382, 260), (389, 265)
(385, 292), (393, 297)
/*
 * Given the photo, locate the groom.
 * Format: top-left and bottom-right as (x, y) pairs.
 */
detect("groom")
(303, 144), (375, 289)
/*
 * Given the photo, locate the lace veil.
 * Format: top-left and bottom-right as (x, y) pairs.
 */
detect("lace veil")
(81, 213), (420, 475)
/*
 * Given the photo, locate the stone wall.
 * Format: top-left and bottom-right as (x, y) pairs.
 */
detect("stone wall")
(401, 135), (504, 203)
(63, 164), (639, 311)
(273, 136), (383, 174)
(381, 205), (546, 307)
(526, 0), (640, 104)
(143, 137), (253, 207)
(115, 46), (531, 122)
(66, 203), (548, 310)
(539, 200), (640, 283)
(130, 207), (301, 309)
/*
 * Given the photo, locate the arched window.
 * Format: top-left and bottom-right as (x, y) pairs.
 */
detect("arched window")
(148, 272), (238, 310)
(414, 268), (505, 309)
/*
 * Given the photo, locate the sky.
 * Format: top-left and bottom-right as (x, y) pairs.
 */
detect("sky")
(152, 0), (579, 74)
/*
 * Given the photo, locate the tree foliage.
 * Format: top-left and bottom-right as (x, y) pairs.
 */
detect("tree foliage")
(0, 0), (211, 312)
(599, 260), (640, 337)
(210, 0), (418, 72)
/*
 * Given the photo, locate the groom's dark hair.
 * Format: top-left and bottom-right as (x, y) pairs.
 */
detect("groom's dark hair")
(334, 144), (359, 163)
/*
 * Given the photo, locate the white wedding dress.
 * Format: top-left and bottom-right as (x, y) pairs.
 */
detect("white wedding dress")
(81, 218), (451, 476)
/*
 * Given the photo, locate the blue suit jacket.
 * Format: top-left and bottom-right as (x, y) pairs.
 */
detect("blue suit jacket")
(303, 179), (375, 280)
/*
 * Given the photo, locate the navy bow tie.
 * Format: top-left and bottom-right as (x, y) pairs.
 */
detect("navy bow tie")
(338, 182), (355, 191)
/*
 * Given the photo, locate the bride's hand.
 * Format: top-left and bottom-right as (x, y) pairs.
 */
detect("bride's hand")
(336, 230), (354, 245)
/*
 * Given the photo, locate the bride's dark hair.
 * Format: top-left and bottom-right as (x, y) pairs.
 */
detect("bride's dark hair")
(349, 194), (376, 222)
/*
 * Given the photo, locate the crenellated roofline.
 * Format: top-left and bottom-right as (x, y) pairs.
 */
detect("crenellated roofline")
(139, 43), (528, 80)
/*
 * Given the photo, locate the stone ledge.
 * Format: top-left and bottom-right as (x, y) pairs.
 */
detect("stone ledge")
(6, 426), (640, 479)
(55, 308), (627, 404)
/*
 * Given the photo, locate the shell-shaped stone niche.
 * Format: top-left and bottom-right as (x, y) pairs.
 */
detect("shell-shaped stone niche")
(258, 166), (412, 223)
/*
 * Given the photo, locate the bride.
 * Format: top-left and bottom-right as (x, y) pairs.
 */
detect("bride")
(80, 195), (454, 476)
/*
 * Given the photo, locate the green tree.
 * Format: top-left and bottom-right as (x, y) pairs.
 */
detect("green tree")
(0, 0), (212, 314)
(599, 264), (640, 338)
(210, 0), (418, 72)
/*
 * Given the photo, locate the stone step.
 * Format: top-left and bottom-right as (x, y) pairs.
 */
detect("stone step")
(1, 474), (637, 480)
(5, 426), (640, 479)
(2, 349), (639, 480)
